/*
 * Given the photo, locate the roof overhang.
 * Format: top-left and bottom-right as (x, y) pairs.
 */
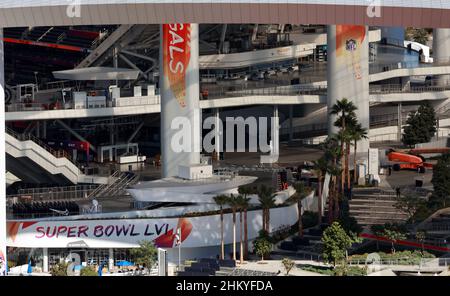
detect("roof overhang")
(0, 1), (449, 28)
(53, 67), (140, 81)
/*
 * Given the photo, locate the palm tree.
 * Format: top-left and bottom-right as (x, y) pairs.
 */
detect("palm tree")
(321, 135), (342, 223)
(313, 157), (328, 225)
(213, 195), (229, 260)
(290, 182), (313, 237)
(257, 185), (276, 233)
(235, 195), (250, 264)
(238, 186), (254, 259)
(327, 163), (342, 223)
(330, 99), (357, 191)
(227, 194), (240, 261)
(330, 98), (357, 133)
(349, 123), (368, 184)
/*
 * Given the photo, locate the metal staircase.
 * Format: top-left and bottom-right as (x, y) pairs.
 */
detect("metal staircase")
(76, 24), (134, 68)
(87, 171), (139, 199)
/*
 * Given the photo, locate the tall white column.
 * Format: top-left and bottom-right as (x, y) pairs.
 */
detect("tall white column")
(0, 28), (7, 276)
(327, 25), (370, 153)
(214, 108), (221, 159)
(433, 28), (450, 85)
(160, 24), (201, 177)
(108, 248), (114, 271)
(272, 105), (280, 158)
(43, 248), (49, 273)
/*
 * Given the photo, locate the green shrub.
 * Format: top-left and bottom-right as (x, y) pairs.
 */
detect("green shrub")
(334, 265), (367, 276)
(281, 258), (295, 275)
(80, 266), (98, 276)
(50, 262), (69, 276)
(254, 236), (272, 261)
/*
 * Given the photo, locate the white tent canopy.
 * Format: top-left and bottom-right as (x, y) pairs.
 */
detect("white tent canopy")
(53, 67), (140, 81)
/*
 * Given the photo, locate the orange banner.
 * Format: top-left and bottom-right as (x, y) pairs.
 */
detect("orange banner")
(162, 24), (192, 108)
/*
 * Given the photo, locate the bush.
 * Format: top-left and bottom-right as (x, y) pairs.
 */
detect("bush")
(349, 250), (435, 265)
(333, 265), (367, 276)
(50, 262), (69, 276)
(253, 236), (272, 261)
(281, 258), (295, 275)
(80, 266), (98, 276)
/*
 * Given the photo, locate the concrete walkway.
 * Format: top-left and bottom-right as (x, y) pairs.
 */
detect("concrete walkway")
(236, 260), (328, 276)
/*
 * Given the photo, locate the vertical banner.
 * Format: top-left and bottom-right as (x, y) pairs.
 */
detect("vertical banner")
(0, 28), (7, 276)
(160, 24), (200, 177)
(327, 25), (370, 153)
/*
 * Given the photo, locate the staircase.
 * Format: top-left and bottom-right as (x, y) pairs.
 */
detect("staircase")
(87, 171), (139, 199)
(6, 128), (82, 184)
(349, 188), (409, 226)
(75, 24), (134, 68)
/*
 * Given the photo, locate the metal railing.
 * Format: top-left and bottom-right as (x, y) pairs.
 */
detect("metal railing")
(6, 127), (80, 168)
(347, 257), (437, 266)
(7, 184), (99, 204)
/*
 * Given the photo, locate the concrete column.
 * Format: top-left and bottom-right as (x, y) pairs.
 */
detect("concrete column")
(0, 28), (6, 276)
(43, 248), (49, 273)
(160, 24), (201, 177)
(398, 103), (402, 142)
(272, 105), (280, 157)
(433, 28), (450, 85)
(327, 25), (370, 153)
(43, 121), (47, 139)
(108, 248), (114, 271)
(36, 121), (40, 138)
(214, 108), (221, 159)
(289, 105), (294, 142)
(113, 46), (119, 86)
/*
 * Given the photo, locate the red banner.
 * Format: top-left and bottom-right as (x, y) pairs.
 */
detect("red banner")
(162, 24), (191, 108)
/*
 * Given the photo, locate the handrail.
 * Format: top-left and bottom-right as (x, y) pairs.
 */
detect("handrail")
(6, 127), (81, 168)
(7, 184), (99, 204)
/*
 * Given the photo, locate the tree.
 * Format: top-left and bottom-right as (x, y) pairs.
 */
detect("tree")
(412, 28), (429, 44)
(281, 258), (295, 276)
(130, 240), (158, 271)
(320, 135), (343, 223)
(430, 153), (450, 209)
(80, 266), (98, 276)
(348, 123), (368, 184)
(327, 163), (343, 223)
(330, 98), (357, 190)
(289, 182), (313, 238)
(253, 236), (272, 261)
(257, 185), (276, 233)
(313, 156), (328, 224)
(321, 222), (354, 267)
(402, 102), (437, 146)
(227, 194), (240, 261)
(416, 230), (427, 256)
(50, 262), (69, 276)
(238, 185), (255, 259)
(383, 229), (407, 254)
(236, 195), (250, 264)
(213, 194), (229, 260)
(394, 192), (427, 223)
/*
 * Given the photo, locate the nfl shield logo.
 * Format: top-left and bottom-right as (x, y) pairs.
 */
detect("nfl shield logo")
(346, 39), (357, 51)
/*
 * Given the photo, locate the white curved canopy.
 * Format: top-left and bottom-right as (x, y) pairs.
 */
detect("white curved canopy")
(53, 67), (140, 80)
